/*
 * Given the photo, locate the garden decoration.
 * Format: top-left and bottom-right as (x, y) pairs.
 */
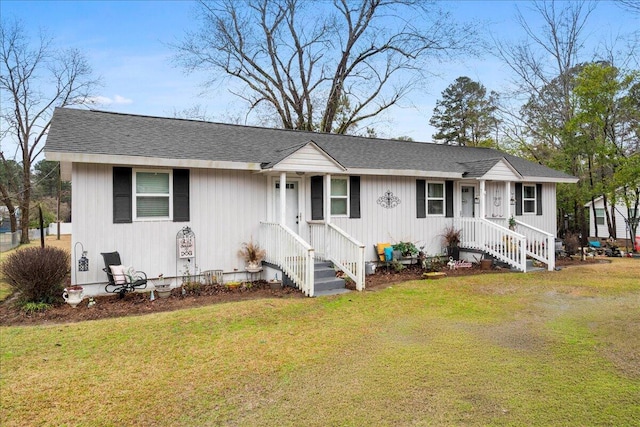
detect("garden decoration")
(176, 226), (197, 288)
(377, 190), (401, 209)
(154, 274), (172, 298)
(62, 286), (84, 308)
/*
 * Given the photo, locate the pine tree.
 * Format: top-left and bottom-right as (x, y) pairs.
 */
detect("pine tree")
(430, 77), (498, 146)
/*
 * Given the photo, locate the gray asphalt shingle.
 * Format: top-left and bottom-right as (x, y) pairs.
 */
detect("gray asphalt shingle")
(45, 108), (576, 180)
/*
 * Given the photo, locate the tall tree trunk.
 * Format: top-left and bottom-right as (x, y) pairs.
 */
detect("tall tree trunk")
(590, 199), (599, 237)
(19, 159), (31, 244)
(602, 195), (616, 238)
(609, 204), (617, 239)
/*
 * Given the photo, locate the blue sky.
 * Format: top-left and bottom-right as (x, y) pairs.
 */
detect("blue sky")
(1, 0), (637, 143)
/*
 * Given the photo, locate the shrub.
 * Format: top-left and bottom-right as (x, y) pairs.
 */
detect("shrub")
(563, 232), (580, 256)
(1, 246), (70, 303)
(391, 259), (405, 272)
(21, 301), (51, 315)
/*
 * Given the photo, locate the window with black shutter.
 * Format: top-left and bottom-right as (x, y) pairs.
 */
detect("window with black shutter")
(416, 180), (426, 218)
(113, 167), (132, 223)
(445, 180), (454, 218)
(113, 167), (189, 222)
(349, 176), (361, 219)
(515, 183), (523, 216)
(173, 169), (190, 222)
(310, 176), (324, 220)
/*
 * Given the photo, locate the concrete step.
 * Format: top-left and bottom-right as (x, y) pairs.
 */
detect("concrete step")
(314, 265), (337, 280)
(263, 260), (347, 293)
(314, 288), (351, 297)
(314, 276), (346, 292)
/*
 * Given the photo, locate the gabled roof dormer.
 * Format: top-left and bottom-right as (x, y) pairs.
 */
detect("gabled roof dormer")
(262, 140), (347, 173)
(460, 157), (523, 181)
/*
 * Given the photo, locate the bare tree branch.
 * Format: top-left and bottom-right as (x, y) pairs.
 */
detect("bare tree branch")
(173, 0), (479, 134)
(0, 19), (100, 243)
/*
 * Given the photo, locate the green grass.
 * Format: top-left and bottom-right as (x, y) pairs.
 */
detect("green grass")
(1, 258), (639, 426)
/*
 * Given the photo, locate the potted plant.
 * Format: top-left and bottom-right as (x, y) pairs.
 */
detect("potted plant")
(440, 225), (462, 260)
(392, 241), (419, 257)
(238, 240), (266, 272)
(508, 216), (517, 231)
(226, 281), (242, 290)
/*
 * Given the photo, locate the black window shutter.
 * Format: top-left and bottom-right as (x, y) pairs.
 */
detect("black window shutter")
(311, 176), (324, 220)
(349, 176), (361, 218)
(515, 183), (523, 216)
(445, 180), (454, 218)
(113, 167), (132, 223)
(536, 183), (543, 216)
(173, 169), (190, 222)
(416, 180), (426, 218)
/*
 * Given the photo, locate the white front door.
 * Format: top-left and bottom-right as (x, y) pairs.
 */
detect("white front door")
(461, 186), (475, 217)
(275, 180), (300, 233)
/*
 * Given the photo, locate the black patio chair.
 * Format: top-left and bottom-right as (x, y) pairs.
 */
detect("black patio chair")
(101, 251), (147, 298)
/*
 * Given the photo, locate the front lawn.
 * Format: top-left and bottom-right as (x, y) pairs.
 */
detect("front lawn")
(1, 258), (639, 426)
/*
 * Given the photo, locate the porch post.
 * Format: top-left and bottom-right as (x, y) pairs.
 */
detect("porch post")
(505, 181), (511, 219)
(324, 174), (331, 258)
(479, 180), (486, 219)
(324, 174), (332, 225)
(279, 172), (286, 226)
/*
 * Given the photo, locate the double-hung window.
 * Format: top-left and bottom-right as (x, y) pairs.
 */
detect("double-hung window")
(523, 184), (536, 214)
(331, 178), (348, 216)
(427, 182), (444, 215)
(595, 208), (605, 226)
(133, 170), (172, 220)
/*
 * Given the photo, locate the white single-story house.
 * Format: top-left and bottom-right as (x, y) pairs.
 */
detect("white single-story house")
(45, 108), (578, 296)
(584, 189), (640, 246)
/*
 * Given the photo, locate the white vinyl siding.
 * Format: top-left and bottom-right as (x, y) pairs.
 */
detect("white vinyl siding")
(72, 164), (267, 287)
(133, 170), (172, 220)
(272, 143), (345, 173)
(427, 182), (444, 215)
(331, 178), (348, 216)
(523, 184), (536, 214)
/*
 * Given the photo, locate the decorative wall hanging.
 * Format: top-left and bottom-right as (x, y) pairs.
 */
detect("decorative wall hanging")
(377, 190), (401, 209)
(493, 187), (502, 207)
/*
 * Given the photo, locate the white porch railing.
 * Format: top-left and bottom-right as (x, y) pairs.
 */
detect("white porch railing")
(459, 218), (556, 271)
(309, 222), (365, 291)
(513, 219), (555, 271)
(456, 218), (527, 272)
(259, 222), (315, 296)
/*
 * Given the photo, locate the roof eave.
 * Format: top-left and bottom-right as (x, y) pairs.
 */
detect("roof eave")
(521, 176), (579, 184)
(44, 151), (262, 171)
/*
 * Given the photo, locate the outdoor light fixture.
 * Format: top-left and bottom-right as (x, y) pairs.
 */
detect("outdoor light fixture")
(74, 241), (89, 272)
(510, 192), (516, 205)
(474, 196), (480, 204)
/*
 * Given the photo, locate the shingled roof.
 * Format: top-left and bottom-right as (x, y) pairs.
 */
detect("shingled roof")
(45, 108), (577, 182)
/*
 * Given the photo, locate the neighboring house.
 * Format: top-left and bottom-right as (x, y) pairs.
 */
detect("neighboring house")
(45, 108), (577, 296)
(584, 190), (640, 245)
